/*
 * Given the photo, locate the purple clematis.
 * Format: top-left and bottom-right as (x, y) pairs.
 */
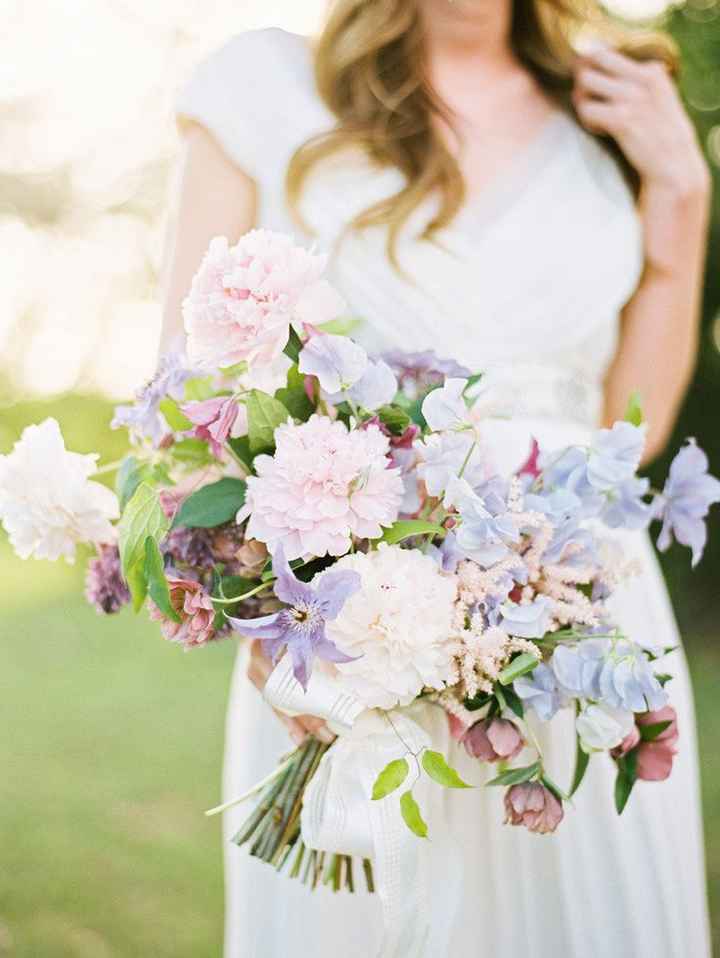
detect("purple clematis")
(226, 546), (361, 689)
(653, 439), (720, 567)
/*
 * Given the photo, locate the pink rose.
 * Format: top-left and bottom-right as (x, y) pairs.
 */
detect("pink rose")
(463, 718), (524, 763)
(504, 782), (564, 834)
(149, 577), (216, 649)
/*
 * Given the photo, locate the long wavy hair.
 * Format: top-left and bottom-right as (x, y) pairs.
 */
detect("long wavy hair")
(286, 0), (677, 265)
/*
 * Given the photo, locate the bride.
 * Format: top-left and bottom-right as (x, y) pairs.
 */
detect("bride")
(162, 1), (712, 955)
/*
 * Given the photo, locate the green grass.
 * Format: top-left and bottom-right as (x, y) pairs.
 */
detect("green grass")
(0, 396), (718, 955)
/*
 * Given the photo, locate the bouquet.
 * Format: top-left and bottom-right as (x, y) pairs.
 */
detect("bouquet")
(2, 230), (719, 921)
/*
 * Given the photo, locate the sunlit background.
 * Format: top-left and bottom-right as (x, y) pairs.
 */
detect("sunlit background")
(1, 1), (719, 955)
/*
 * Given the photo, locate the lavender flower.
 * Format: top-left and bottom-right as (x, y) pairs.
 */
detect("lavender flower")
(514, 662), (566, 720)
(444, 477), (519, 567)
(587, 421), (646, 492)
(416, 431), (487, 497)
(653, 440), (720, 566)
(382, 349), (471, 400)
(326, 359), (398, 411)
(298, 333), (367, 394)
(112, 352), (196, 446)
(226, 546), (361, 689)
(499, 596), (553, 639)
(85, 544), (131, 614)
(600, 476), (652, 530)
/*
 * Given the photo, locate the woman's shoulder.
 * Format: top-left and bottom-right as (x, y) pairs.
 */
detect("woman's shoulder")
(176, 29), (328, 181)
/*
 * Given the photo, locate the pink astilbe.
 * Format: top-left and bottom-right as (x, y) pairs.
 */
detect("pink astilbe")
(149, 577), (217, 649)
(183, 231), (345, 370)
(240, 415), (404, 560)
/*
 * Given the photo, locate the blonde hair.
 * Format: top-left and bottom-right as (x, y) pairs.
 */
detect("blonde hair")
(287, 0), (677, 265)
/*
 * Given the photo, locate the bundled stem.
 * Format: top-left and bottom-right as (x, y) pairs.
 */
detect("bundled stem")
(231, 736), (375, 894)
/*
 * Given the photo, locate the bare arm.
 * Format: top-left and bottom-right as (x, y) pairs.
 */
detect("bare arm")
(158, 121), (257, 354)
(573, 44), (712, 462)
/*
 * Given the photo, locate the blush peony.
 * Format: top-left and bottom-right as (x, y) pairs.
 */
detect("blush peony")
(320, 544), (458, 709)
(183, 231), (345, 370)
(0, 418), (119, 562)
(240, 416), (403, 560)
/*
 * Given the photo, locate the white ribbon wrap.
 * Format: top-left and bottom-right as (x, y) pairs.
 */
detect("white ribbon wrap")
(264, 656), (438, 957)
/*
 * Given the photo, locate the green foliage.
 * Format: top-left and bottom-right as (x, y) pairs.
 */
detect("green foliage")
(158, 397), (193, 431)
(117, 482), (170, 611)
(183, 376), (216, 401)
(172, 478), (246, 529)
(570, 733), (591, 797)
(275, 364), (314, 421)
(501, 684), (525, 719)
(170, 438), (215, 466)
(377, 404), (411, 436)
(379, 519), (444, 545)
(614, 751), (638, 815)
(246, 390), (291, 454)
(283, 327), (303, 363)
(486, 761), (541, 787)
(421, 750), (471, 789)
(498, 652), (539, 686)
(316, 316), (362, 337)
(144, 537), (180, 622)
(399, 791), (428, 838)
(371, 758), (409, 800)
(639, 720), (673, 742)
(624, 391), (644, 427)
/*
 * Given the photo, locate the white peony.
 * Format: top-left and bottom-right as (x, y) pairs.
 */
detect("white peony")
(321, 544), (457, 709)
(0, 418), (119, 562)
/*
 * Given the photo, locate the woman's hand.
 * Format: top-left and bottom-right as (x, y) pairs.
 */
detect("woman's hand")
(572, 43), (710, 198)
(247, 639), (335, 747)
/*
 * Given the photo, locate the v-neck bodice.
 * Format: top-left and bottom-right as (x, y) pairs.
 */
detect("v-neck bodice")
(177, 28), (644, 428)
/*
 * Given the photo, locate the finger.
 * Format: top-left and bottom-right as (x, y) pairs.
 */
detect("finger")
(578, 43), (646, 81)
(574, 97), (629, 138)
(273, 708), (309, 746)
(574, 66), (633, 102)
(297, 714), (336, 744)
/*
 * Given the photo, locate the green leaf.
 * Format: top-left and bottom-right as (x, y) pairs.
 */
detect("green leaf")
(283, 326), (303, 363)
(399, 791), (428, 838)
(158, 397), (193, 431)
(143, 536), (181, 622)
(498, 652), (539, 686)
(486, 761), (541, 787)
(227, 436), (254, 471)
(379, 519), (444, 546)
(118, 482), (169, 580)
(172, 477), (246, 529)
(462, 373), (484, 397)
(316, 316), (362, 337)
(541, 773), (567, 802)
(170, 438), (215, 465)
(125, 560), (149, 613)
(246, 390), (291, 455)
(377, 405), (410, 436)
(639, 719), (672, 742)
(116, 456), (150, 510)
(614, 751), (638, 815)
(275, 364), (314, 422)
(501, 684), (525, 719)
(371, 759), (409, 800)
(422, 750), (471, 789)
(463, 690), (493, 712)
(184, 376), (216, 401)
(569, 734), (591, 797)
(624, 390), (644, 427)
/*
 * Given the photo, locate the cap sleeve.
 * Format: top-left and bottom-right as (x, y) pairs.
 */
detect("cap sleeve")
(176, 29), (300, 182)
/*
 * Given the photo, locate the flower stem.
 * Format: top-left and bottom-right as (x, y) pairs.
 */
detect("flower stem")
(213, 581), (274, 605)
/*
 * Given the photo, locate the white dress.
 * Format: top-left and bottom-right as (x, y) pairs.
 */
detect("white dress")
(177, 29), (711, 958)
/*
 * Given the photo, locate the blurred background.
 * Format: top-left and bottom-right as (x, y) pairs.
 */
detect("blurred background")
(1, 0), (718, 954)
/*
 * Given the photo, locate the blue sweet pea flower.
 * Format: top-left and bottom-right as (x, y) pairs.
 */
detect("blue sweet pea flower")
(653, 439), (720, 567)
(600, 476), (652, 530)
(587, 421), (646, 492)
(514, 663), (566, 720)
(445, 477), (519, 568)
(499, 596), (553, 639)
(227, 546), (361, 689)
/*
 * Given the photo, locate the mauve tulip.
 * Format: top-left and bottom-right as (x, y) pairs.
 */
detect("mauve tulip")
(504, 782), (564, 834)
(464, 718), (524, 762)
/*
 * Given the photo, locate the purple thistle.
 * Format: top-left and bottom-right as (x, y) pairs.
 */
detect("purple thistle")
(653, 439), (720, 567)
(85, 544), (131, 614)
(226, 546), (361, 689)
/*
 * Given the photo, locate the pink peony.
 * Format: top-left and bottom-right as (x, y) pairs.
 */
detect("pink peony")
(463, 717), (524, 763)
(183, 231), (345, 370)
(240, 415), (404, 560)
(149, 577), (216, 649)
(613, 706), (679, 782)
(504, 782), (564, 834)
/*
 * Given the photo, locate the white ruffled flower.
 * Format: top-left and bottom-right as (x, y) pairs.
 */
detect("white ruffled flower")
(576, 703), (635, 753)
(322, 544), (457, 709)
(0, 418), (119, 562)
